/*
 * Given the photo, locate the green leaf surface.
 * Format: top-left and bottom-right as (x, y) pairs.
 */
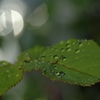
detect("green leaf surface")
(1, 39), (100, 96)
(18, 46), (45, 71)
(0, 61), (23, 96)
(22, 39), (100, 86)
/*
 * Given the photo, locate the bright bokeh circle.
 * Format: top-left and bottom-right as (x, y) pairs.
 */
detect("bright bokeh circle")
(0, 10), (24, 36)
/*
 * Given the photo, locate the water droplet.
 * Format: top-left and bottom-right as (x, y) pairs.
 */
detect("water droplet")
(67, 40), (71, 43)
(55, 71), (65, 77)
(90, 67), (93, 70)
(54, 55), (58, 59)
(6, 70), (9, 73)
(75, 49), (80, 53)
(41, 56), (45, 59)
(24, 53), (29, 57)
(24, 57), (31, 63)
(16, 74), (19, 77)
(78, 42), (83, 47)
(49, 69), (54, 74)
(59, 71), (65, 76)
(43, 68), (46, 71)
(54, 48), (58, 52)
(3, 63), (7, 66)
(60, 41), (64, 44)
(88, 42), (90, 44)
(72, 42), (76, 45)
(66, 48), (71, 52)
(55, 72), (60, 76)
(60, 48), (64, 52)
(76, 57), (78, 59)
(27, 57), (31, 61)
(82, 50), (85, 52)
(50, 47), (53, 50)
(2, 78), (5, 81)
(84, 39), (87, 41)
(54, 66), (57, 69)
(62, 57), (66, 61)
(8, 75), (11, 77)
(66, 44), (70, 47)
(87, 79), (90, 82)
(50, 55), (53, 58)
(34, 59), (38, 63)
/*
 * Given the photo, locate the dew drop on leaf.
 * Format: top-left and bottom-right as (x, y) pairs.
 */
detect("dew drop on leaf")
(62, 57), (66, 61)
(72, 42), (76, 45)
(54, 48), (58, 52)
(24, 53), (30, 57)
(55, 71), (65, 77)
(3, 63), (7, 66)
(78, 42), (83, 47)
(50, 55), (53, 58)
(67, 40), (71, 43)
(8, 75), (11, 77)
(75, 49), (80, 53)
(41, 56), (45, 59)
(54, 66), (57, 69)
(60, 41), (64, 44)
(66, 48), (71, 52)
(66, 44), (70, 48)
(16, 74), (19, 77)
(60, 48), (64, 52)
(54, 55), (58, 59)
(6, 70), (9, 73)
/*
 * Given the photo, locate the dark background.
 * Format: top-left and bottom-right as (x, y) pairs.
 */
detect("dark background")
(1, 0), (100, 100)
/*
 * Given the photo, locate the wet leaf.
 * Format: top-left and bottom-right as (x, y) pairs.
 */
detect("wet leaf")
(0, 61), (23, 96)
(1, 39), (100, 96)
(22, 39), (100, 86)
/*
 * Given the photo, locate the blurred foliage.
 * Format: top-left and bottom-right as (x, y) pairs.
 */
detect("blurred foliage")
(1, 0), (100, 100)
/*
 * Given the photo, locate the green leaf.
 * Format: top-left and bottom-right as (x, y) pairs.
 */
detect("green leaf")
(1, 39), (100, 96)
(22, 39), (100, 86)
(18, 46), (45, 71)
(0, 61), (23, 96)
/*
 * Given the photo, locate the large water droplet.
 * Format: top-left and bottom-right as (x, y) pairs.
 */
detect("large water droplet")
(55, 72), (60, 76)
(60, 48), (64, 52)
(41, 56), (45, 60)
(78, 42), (83, 47)
(55, 71), (65, 77)
(75, 49), (80, 53)
(54, 55), (58, 59)
(62, 57), (66, 61)
(24, 57), (31, 63)
(66, 48), (71, 52)
(66, 44), (70, 47)
(59, 71), (65, 76)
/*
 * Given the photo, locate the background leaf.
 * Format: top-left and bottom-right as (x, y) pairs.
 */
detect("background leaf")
(0, 61), (23, 96)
